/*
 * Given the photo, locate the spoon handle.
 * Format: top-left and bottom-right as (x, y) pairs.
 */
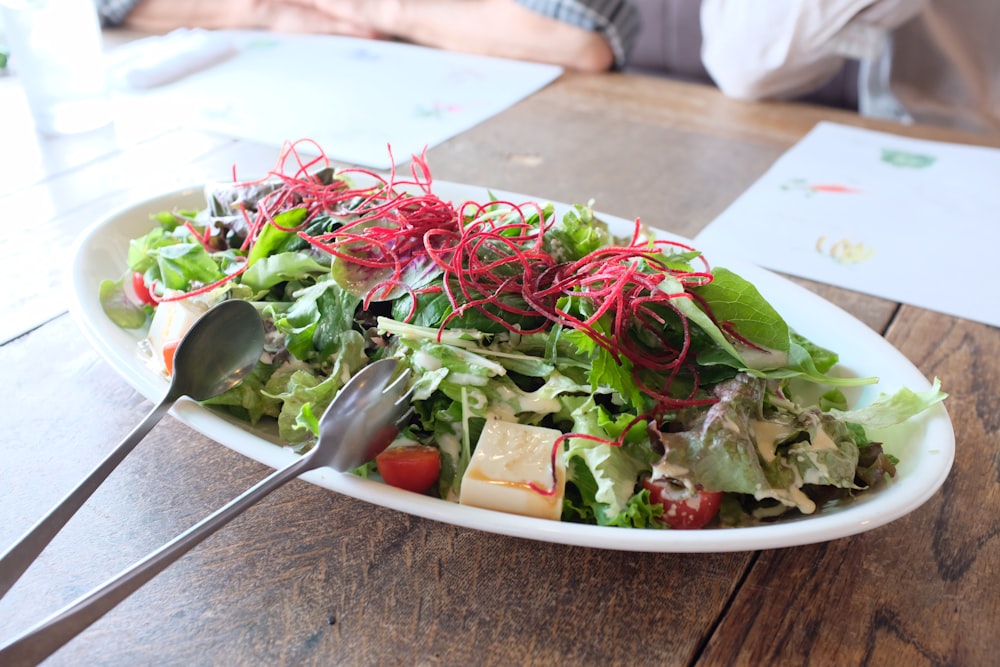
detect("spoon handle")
(0, 453), (315, 667)
(0, 397), (174, 600)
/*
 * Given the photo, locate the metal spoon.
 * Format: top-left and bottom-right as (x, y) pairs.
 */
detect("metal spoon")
(0, 299), (266, 600)
(0, 358), (412, 667)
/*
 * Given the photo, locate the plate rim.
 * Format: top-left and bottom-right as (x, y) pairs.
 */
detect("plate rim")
(68, 182), (955, 553)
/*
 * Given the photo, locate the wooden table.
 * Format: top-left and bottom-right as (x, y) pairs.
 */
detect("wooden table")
(1, 38), (998, 666)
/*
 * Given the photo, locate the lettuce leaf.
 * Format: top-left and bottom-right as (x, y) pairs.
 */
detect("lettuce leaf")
(240, 251), (329, 293)
(653, 374), (863, 515)
(261, 331), (368, 445)
(270, 277), (362, 364)
(560, 396), (658, 526)
(827, 378), (947, 430)
(99, 275), (150, 329)
(690, 267), (790, 354)
(544, 203), (612, 262)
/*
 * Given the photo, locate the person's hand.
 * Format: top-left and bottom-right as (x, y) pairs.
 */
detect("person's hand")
(281, 0), (615, 71)
(261, 0), (392, 38)
(122, 0), (614, 72)
(121, 0), (389, 39)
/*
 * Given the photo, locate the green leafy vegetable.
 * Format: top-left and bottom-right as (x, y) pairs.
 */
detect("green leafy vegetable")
(98, 162), (947, 530)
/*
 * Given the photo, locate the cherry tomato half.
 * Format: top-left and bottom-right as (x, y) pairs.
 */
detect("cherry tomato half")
(376, 445), (441, 494)
(132, 272), (156, 305)
(643, 479), (723, 530)
(162, 340), (180, 376)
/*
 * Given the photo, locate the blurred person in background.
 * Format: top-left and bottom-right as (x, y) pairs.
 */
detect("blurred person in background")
(95, 0), (641, 72)
(97, 0), (998, 135)
(632, 0), (999, 134)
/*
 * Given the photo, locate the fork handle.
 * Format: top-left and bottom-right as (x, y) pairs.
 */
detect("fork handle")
(0, 397), (174, 601)
(0, 453), (315, 667)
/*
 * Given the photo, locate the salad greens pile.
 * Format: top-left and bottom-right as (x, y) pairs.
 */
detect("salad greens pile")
(100, 157), (945, 529)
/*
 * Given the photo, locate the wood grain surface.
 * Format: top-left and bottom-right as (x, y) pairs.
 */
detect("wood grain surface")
(0, 56), (997, 666)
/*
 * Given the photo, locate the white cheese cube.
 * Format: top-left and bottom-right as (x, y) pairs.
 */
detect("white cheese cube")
(459, 420), (565, 521)
(145, 297), (208, 374)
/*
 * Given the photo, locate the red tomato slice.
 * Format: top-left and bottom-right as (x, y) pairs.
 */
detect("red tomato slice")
(162, 340), (180, 376)
(643, 479), (723, 529)
(376, 445), (441, 494)
(132, 272), (155, 305)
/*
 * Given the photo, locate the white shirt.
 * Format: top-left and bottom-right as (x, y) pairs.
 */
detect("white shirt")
(699, 0), (926, 101)
(699, 0), (1000, 135)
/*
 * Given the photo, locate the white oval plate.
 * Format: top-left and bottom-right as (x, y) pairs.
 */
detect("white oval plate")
(68, 182), (954, 552)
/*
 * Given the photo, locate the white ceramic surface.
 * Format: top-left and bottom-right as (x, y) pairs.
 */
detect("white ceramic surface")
(68, 182), (954, 552)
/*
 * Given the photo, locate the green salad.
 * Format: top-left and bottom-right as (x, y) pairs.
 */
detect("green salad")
(100, 147), (945, 529)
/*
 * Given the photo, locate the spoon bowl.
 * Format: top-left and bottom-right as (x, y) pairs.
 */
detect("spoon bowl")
(170, 299), (266, 401)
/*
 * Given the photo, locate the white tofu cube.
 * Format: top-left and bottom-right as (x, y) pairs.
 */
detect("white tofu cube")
(459, 420), (566, 520)
(145, 297), (208, 374)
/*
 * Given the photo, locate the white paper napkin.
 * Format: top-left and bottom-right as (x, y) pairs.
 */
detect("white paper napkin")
(107, 28), (237, 89)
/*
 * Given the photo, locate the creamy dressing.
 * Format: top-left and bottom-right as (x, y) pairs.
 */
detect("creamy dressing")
(437, 432), (462, 502)
(463, 388), (489, 412)
(755, 484), (817, 515)
(736, 345), (790, 370)
(491, 384), (562, 417)
(750, 420), (793, 463)
(412, 349), (442, 371)
(746, 431), (820, 514)
(805, 427), (838, 452)
(484, 405), (518, 423)
(448, 372), (489, 386)
(650, 460), (690, 481)
(801, 460), (833, 485)
(720, 416), (742, 434)
(790, 427), (838, 485)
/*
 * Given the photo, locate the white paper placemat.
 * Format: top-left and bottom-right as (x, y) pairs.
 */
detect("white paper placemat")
(110, 30), (562, 170)
(695, 122), (1000, 329)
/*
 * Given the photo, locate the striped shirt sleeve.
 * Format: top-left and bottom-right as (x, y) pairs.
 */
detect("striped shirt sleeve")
(514, 0), (641, 69)
(93, 0), (143, 26)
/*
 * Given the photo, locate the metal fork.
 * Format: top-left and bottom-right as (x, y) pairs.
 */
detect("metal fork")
(0, 359), (413, 666)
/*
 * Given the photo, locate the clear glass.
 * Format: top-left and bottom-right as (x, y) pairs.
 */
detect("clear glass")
(1, 0), (111, 135)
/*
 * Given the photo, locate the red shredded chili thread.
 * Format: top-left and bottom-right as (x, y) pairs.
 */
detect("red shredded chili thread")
(157, 260), (250, 303)
(167, 142), (727, 385)
(159, 142), (748, 480)
(181, 220), (215, 253)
